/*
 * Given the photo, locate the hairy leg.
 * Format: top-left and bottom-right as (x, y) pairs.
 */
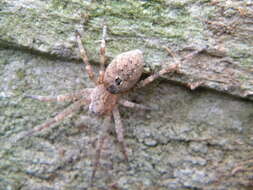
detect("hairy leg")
(137, 47), (207, 88)
(26, 88), (93, 102)
(97, 24), (107, 84)
(91, 115), (111, 184)
(76, 31), (96, 83)
(13, 98), (89, 143)
(112, 106), (128, 162)
(119, 99), (153, 110)
(137, 63), (179, 88)
(180, 46), (207, 61)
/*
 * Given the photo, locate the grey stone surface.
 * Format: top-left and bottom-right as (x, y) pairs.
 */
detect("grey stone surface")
(1, 48), (253, 190)
(1, 0), (253, 190)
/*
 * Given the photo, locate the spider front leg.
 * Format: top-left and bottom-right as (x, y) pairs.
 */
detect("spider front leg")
(112, 106), (128, 162)
(14, 98), (89, 143)
(97, 24), (107, 84)
(26, 88), (93, 102)
(91, 115), (111, 184)
(91, 135), (108, 185)
(76, 31), (96, 83)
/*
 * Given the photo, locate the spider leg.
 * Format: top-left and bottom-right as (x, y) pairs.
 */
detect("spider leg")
(137, 47), (206, 88)
(112, 106), (128, 162)
(26, 88), (93, 102)
(13, 98), (89, 143)
(91, 115), (111, 185)
(181, 46), (207, 61)
(91, 135), (107, 185)
(137, 63), (179, 88)
(119, 99), (154, 110)
(76, 31), (96, 83)
(97, 24), (107, 84)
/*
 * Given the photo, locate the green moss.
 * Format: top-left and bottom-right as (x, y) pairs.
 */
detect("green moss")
(227, 44), (253, 68)
(0, 58), (8, 66)
(51, 0), (69, 10)
(0, 5), (77, 51)
(16, 69), (26, 80)
(0, 0), (209, 66)
(241, 57), (253, 66)
(78, 0), (204, 63)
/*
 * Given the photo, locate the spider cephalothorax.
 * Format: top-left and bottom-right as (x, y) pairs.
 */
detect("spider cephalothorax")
(89, 49), (144, 116)
(16, 24), (204, 182)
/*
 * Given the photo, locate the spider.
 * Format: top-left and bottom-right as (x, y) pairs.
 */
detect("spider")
(16, 24), (204, 182)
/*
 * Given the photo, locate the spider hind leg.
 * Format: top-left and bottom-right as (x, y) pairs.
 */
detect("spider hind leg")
(137, 47), (207, 88)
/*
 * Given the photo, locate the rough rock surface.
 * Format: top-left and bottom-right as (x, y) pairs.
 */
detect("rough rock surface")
(1, 0), (253, 190)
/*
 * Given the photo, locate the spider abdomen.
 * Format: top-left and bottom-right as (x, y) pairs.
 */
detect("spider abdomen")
(104, 49), (144, 94)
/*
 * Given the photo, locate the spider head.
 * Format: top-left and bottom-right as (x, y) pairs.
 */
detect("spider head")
(104, 49), (144, 94)
(89, 85), (118, 115)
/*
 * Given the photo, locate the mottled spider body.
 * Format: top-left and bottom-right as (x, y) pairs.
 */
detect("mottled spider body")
(89, 49), (144, 115)
(104, 49), (144, 94)
(89, 84), (118, 115)
(16, 24), (204, 182)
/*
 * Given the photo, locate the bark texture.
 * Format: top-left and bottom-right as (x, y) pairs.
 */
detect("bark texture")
(0, 0), (253, 189)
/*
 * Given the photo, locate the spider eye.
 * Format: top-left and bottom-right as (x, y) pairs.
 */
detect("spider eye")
(115, 77), (122, 86)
